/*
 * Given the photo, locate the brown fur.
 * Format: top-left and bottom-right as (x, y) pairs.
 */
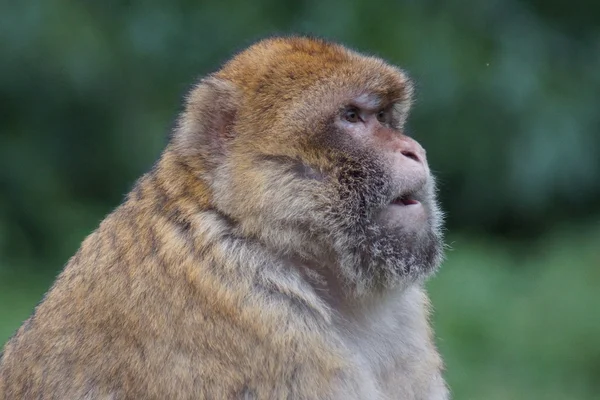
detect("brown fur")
(0, 36), (448, 399)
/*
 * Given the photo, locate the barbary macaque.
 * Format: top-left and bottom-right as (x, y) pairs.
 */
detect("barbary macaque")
(0, 36), (448, 399)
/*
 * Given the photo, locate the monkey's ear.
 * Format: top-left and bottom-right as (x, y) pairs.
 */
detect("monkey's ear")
(171, 76), (241, 172)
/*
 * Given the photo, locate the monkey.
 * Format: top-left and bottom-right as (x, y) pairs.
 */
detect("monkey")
(0, 36), (448, 399)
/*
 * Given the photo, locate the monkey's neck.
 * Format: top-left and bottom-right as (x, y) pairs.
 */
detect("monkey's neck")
(291, 255), (415, 326)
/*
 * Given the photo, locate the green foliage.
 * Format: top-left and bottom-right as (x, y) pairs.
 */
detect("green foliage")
(429, 224), (600, 399)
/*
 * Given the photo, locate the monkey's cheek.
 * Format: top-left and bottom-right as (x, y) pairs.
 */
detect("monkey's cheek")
(377, 203), (429, 232)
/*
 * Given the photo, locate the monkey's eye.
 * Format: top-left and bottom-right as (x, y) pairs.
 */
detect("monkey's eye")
(377, 110), (388, 124)
(344, 107), (361, 123)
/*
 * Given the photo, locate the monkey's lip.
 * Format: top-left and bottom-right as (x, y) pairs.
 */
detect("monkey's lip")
(391, 194), (420, 206)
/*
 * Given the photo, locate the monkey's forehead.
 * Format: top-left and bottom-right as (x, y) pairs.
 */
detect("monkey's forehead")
(215, 36), (412, 104)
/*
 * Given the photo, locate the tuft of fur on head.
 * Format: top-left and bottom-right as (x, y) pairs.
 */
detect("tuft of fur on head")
(171, 36), (444, 295)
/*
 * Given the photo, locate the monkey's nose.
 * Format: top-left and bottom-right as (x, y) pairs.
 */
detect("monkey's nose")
(398, 137), (425, 164)
(401, 149), (420, 163)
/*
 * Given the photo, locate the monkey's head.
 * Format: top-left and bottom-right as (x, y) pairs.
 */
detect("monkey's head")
(173, 36), (444, 293)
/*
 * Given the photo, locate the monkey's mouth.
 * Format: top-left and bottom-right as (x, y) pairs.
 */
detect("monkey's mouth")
(380, 190), (428, 227)
(391, 194), (420, 206)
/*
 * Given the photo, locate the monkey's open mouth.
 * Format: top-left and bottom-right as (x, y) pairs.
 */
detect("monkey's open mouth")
(391, 194), (420, 206)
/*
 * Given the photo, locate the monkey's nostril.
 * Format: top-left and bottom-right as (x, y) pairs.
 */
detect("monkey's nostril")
(401, 150), (420, 163)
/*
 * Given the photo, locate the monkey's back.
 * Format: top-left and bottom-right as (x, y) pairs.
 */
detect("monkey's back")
(0, 171), (350, 400)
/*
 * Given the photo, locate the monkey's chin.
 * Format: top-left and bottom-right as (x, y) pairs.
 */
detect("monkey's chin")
(378, 202), (429, 232)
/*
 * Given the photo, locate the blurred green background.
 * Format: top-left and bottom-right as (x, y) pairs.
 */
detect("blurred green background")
(1, 1), (599, 398)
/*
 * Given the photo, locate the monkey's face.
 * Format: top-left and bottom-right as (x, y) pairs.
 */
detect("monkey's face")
(202, 39), (444, 292)
(318, 93), (444, 292)
(216, 93), (443, 292)
(270, 83), (443, 290)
